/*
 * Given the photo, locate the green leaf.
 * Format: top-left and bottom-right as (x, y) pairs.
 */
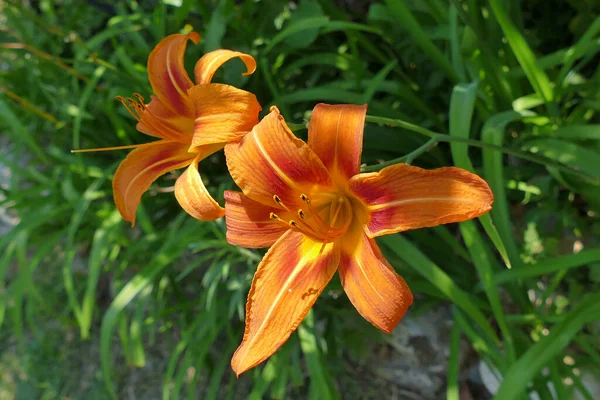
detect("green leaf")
(447, 314), (461, 400)
(494, 249), (600, 284)
(298, 310), (339, 400)
(449, 82), (512, 269)
(0, 98), (48, 162)
(204, 5), (227, 52)
(283, 0), (324, 49)
(546, 125), (600, 140)
(460, 220), (515, 364)
(362, 60), (398, 104)
(384, 0), (460, 83)
(488, 0), (554, 105)
(494, 293), (600, 399)
(556, 17), (600, 93)
(380, 235), (498, 344)
(523, 138), (600, 181)
(80, 210), (121, 339)
(266, 16), (330, 53)
(481, 111), (534, 268)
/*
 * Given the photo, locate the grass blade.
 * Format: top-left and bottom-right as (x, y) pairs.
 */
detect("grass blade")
(481, 111), (534, 267)
(488, 0), (554, 105)
(384, 0), (460, 82)
(380, 235), (498, 344)
(447, 313), (461, 400)
(494, 292), (600, 399)
(449, 82), (512, 268)
(298, 310), (339, 400)
(494, 249), (600, 284)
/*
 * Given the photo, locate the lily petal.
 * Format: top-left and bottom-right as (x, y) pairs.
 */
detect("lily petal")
(224, 190), (290, 248)
(136, 95), (194, 141)
(194, 49), (257, 84)
(231, 230), (339, 376)
(349, 164), (494, 237)
(308, 103), (367, 182)
(147, 32), (198, 117)
(113, 141), (195, 226)
(187, 84), (261, 152)
(338, 222), (413, 333)
(225, 107), (333, 209)
(174, 144), (225, 221)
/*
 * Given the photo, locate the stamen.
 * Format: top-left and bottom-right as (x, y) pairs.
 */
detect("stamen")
(115, 93), (185, 142)
(270, 212), (295, 231)
(71, 144), (141, 153)
(115, 95), (141, 122)
(271, 194), (351, 243)
(125, 98), (143, 118)
(289, 220), (328, 242)
(269, 212), (281, 221)
(132, 93), (146, 110)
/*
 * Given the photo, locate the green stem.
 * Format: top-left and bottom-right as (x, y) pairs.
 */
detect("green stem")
(362, 138), (437, 172)
(363, 115), (599, 182)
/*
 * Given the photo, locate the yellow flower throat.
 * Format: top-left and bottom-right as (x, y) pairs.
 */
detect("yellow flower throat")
(269, 193), (353, 243)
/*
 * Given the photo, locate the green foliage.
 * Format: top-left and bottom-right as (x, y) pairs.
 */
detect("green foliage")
(1, 0), (599, 399)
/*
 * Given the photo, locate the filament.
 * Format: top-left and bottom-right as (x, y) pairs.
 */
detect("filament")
(71, 144), (141, 153)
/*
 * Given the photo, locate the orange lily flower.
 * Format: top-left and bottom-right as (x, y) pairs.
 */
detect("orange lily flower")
(223, 104), (494, 376)
(105, 32), (260, 225)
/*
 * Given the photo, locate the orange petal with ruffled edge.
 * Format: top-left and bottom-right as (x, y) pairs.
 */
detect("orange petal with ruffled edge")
(349, 164), (494, 238)
(308, 103), (367, 183)
(147, 32), (199, 118)
(225, 107), (333, 210)
(224, 190), (291, 248)
(231, 230), (339, 376)
(187, 84), (261, 152)
(136, 95), (194, 141)
(113, 141), (195, 226)
(174, 144), (225, 221)
(337, 221), (413, 333)
(194, 49), (257, 84)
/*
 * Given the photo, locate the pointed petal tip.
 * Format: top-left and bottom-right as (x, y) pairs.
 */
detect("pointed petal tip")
(230, 344), (263, 378)
(339, 229), (413, 333)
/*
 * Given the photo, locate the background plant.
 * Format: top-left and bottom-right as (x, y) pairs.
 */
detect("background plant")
(1, 0), (599, 399)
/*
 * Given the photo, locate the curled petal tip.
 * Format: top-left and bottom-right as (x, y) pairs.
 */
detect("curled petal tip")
(194, 49), (257, 84)
(174, 150), (226, 221)
(188, 31), (200, 44)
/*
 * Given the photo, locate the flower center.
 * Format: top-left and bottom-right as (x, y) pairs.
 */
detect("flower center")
(269, 193), (352, 243)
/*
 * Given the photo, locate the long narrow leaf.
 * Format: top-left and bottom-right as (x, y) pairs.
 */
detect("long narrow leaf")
(494, 293), (600, 399)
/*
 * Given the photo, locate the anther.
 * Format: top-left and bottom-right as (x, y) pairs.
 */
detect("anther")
(269, 212), (280, 221)
(300, 193), (310, 203)
(133, 93), (146, 108)
(298, 210), (306, 219)
(116, 95), (141, 122)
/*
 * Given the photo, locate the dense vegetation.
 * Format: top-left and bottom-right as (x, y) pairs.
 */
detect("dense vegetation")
(1, 0), (599, 399)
